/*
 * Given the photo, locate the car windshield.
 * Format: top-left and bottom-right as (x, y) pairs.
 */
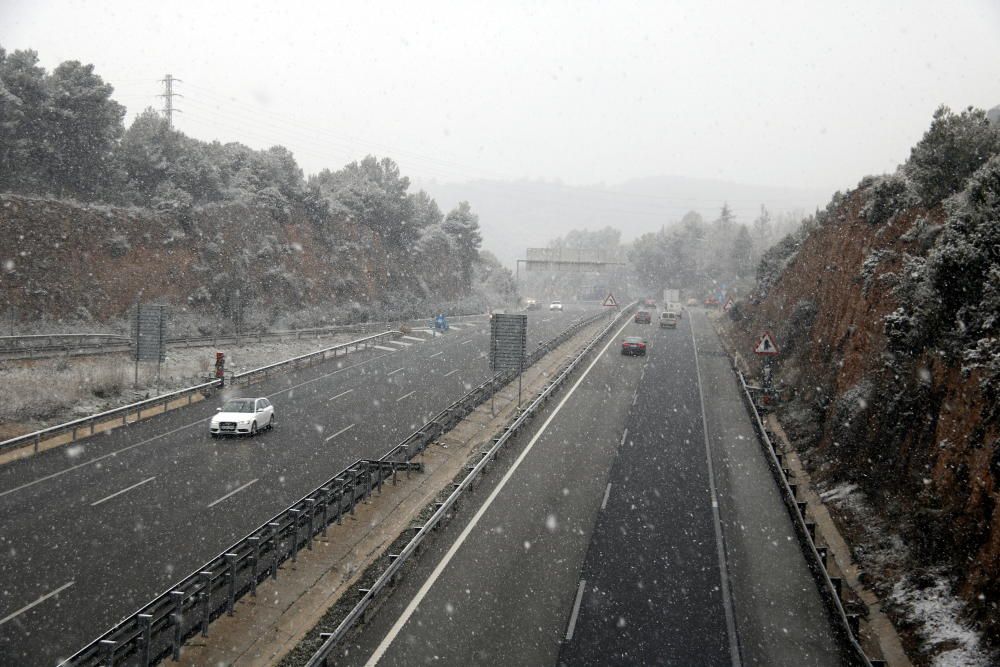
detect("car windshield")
(221, 399), (255, 413)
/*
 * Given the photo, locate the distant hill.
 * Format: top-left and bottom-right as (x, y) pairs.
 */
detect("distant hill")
(417, 175), (831, 266)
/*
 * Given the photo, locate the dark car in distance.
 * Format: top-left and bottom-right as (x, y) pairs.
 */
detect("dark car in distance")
(634, 310), (652, 324)
(621, 336), (647, 356)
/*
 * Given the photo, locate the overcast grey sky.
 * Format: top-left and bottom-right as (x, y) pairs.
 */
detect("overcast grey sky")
(2, 1), (998, 193)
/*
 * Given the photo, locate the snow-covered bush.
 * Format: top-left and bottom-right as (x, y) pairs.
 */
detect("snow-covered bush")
(860, 174), (913, 226)
(905, 106), (1000, 208)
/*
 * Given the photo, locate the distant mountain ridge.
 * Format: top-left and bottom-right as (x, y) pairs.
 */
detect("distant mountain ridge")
(418, 175), (831, 266)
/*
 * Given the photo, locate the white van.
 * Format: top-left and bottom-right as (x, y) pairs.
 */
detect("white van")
(659, 311), (678, 328)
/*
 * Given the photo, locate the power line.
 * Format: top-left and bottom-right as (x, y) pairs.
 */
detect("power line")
(158, 74), (183, 128)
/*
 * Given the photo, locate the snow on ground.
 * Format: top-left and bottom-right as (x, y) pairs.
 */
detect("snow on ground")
(891, 572), (994, 667)
(818, 482), (997, 666)
(0, 332), (360, 433)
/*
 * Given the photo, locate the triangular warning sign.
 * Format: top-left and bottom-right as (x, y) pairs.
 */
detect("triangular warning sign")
(602, 293), (618, 307)
(754, 331), (780, 356)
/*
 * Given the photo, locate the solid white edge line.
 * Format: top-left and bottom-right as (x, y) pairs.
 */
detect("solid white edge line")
(601, 483), (612, 511)
(90, 476), (157, 507)
(363, 315), (632, 666)
(396, 390), (416, 402)
(387, 368), (404, 376)
(442, 369), (459, 377)
(0, 581), (75, 626)
(690, 312), (743, 667)
(0, 418), (206, 499)
(207, 478), (259, 509)
(324, 423), (356, 442)
(1, 351), (401, 500)
(565, 579), (587, 641)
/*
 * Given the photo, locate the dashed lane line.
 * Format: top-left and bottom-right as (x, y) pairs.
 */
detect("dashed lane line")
(324, 423), (356, 442)
(206, 479), (259, 509)
(90, 476), (157, 507)
(0, 581), (75, 627)
(329, 389), (354, 401)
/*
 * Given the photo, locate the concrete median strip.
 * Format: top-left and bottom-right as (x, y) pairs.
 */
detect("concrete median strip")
(172, 316), (611, 667)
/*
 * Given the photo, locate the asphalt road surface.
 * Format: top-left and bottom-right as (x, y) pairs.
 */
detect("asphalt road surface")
(0, 306), (596, 665)
(336, 309), (843, 667)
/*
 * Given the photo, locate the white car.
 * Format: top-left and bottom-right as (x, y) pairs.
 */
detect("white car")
(549, 300), (563, 311)
(210, 397), (275, 437)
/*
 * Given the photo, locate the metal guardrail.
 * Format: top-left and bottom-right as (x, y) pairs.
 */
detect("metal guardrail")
(0, 331), (400, 457)
(57, 309), (614, 667)
(733, 367), (875, 667)
(303, 305), (636, 666)
(0, 313), (492, 360)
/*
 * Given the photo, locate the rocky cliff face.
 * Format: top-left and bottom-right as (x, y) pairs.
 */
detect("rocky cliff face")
(1, 194), (383, 326)
(725, 178), (999, 653)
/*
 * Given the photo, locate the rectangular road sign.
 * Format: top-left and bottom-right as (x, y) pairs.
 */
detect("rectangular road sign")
(134, 304), (169, 362)
(490, 314), (527, 372)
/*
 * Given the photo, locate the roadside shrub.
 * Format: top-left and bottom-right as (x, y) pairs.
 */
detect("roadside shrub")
(861, 174), (913, 226)
(905, 106), (1000, 208)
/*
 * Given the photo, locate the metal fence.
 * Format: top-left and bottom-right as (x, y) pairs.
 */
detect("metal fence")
(57, 309), (615, 667)
(303, 306), (635, 666)
(733, 368), (878, 667)
(0, 331), (400, 457)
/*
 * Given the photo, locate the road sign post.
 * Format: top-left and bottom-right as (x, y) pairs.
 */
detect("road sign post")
(753, 331), (780, 405)
(490, 314), (527, 412)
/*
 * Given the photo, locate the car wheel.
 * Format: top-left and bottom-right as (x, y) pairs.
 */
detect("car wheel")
(250, 422), (258, 437)
(268, 415), (274, 430)
(211, 433), (219, 439)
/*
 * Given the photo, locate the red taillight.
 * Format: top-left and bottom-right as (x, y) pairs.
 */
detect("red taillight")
(639, 343), (646, 348)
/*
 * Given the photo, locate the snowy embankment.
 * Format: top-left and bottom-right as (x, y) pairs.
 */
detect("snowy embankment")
(818, 483), (995, 667)
(0, 334), (355, 439)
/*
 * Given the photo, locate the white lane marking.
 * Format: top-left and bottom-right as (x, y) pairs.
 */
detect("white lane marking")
(328, 389), (354, 401)
(0, 581), (75, 627)
(412, 328), (434, 333)
(1, 351), (400, 499)
(565, 579), (587, 641)
(620, 428), (629, 445)
(448, 324), (463, 330)
(90, 476), (156, 507)
(443, 369), (459, 377)
(0, 418), (206, 499)
(389, 340), (412, 347)
(631, 392), (638, 406)
(387, 367), (404, 376)
(428, 351), (443, 358)
(691, 313), (743, 667)
(460, 339), (473, 346)
(601, 483), (612, 511)
(364, 315), (632, 666)
(324, 423), (355, 442)
(396, 390), (416, 402)
(373, 345), (398, 352)
(402, 335), (426, 342)
(207, 479), (259, 508)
